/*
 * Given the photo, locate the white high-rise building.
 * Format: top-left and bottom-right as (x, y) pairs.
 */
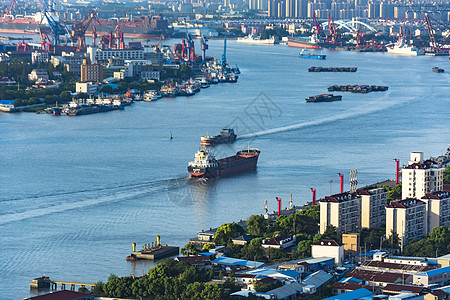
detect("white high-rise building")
(402, 152), (444, 200)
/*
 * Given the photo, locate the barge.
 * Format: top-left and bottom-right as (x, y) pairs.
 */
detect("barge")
(306, 94), (342, 103)
(200, 128), (237, 146)
(188, 147), (260, 178)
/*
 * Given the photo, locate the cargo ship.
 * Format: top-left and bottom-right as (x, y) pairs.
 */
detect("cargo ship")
(236, 34), (276, 45)
(288, 36), (322, 49)
(306, 94), (342, 103)
(188, 147), (260, 178)
(299, 49), (326, 59)
(200, 128), (237, 146)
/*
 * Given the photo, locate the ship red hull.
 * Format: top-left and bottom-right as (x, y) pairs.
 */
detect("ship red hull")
(288, 41), (321, 49)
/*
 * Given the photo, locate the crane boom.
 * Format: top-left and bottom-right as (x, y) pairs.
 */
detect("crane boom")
(424, 13), (440, 53)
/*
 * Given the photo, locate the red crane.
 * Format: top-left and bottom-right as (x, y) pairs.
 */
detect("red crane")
(70, 11), (100, 52)
(312, 13), (322, 39)
(5, 0), (16, 15)
(424, 13), (440, 53)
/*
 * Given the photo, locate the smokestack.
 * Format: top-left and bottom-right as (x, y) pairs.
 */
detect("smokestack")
(339, 173), (344, 193)
(276, 197), (281, 216)
(395, 159), (400, 184)
(311, 188), (316, 205)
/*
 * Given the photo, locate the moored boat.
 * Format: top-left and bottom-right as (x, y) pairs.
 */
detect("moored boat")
(288, 36), (322, 49)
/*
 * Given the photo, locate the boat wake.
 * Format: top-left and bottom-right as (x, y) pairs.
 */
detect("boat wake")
(0, 175), (190, 226)
(237, 93), (410, 139)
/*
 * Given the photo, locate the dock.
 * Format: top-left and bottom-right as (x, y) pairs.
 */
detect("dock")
(129, 245), (180, 260)
(126, 234), (180, 260)
(29, 276), (95, 292)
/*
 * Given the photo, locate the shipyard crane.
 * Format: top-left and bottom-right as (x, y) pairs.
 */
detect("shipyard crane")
(37, 23), (52, 52)
(312, 13), (323, 40)
(424, 13), (440, 53)
(201, 34), (208, 64)
(325, 15), (339, 45)
(40, 11), (69, 46)
(70, 11), (100, 52)
(183, 18), (195, 62)
(5, 0), (16, 16)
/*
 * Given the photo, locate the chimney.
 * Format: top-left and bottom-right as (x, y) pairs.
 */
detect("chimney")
(339, 173), (344, 193)
(276, 197), (281, 216)
(311, 188), (316, 205)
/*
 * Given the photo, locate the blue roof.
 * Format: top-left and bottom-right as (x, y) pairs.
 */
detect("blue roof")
(279, 270), (301, 278)
(212, 256), (265, 268)
(339, 277), (363, 284)
(415, 266), (450, 277)
(322, 288), (373, 300)
(0, 100), (14, 105)
(198, 252), (216, 256)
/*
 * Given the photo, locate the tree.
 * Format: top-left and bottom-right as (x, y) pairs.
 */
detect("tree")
(296, 239), (312, 257)
(246, 215), (267, 236)
(321, 225), (340, 242)
(254, 279), (282, 292)
(60, 91), (72, 103)
(214, 222), (244, 246)
(444, 165), (450, 184)
(181, 243), (199, 256)
(384, 184), (401, 204)
(383, 230), (400, 249)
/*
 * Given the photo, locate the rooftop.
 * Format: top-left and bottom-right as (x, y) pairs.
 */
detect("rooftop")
(421, 191), (450, 200)
(345, 269), (405, 284)
(212, 256), (265, 268)
(415, 266), (450, 277)
(323, 288), (374, 300)
(382, 283), (428, 295)
(362, 260), (436, 273)
(23, 290), (93, 300)
(312, 239), (342, 247)
(386, 198), (426, 209)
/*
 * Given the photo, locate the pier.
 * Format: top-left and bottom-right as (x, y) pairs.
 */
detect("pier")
(30, 276), (95, 292)
(50, 281), (95, 292)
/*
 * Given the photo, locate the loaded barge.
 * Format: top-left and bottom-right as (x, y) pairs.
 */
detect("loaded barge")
(328, 85), (388, 93)
(306, 94), (342, 103)
(308, 67), (357, 72)
(188, 147), (260, 178)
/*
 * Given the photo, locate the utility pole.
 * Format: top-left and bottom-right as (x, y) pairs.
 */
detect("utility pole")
(329, 179), (333, 195)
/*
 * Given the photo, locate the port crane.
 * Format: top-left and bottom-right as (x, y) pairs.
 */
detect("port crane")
(70, 11), (99, 52)
(37, 23), (52, 52)
(4, 0), (16, 16)
(424, 13), (446, 54)
(39, 11), (69, 46)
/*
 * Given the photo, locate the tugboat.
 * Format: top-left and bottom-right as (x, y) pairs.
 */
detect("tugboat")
(188, 147), (260, 178)
(305, 94), (342, 103)
(201, 128), (237, 146)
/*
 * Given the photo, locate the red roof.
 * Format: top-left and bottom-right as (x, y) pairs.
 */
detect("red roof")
(386, 198), (426, 209)
(382, 283), (428, 295)
(24, 290), (93, 300)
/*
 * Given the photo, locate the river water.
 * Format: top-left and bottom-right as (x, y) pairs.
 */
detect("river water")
(0, 39), (449, 299)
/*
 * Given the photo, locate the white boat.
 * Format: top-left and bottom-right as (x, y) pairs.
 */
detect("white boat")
(236, 34), (276, 45)
(387, 40), (424, 56)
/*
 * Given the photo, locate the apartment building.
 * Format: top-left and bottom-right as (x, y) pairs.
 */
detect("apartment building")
(360, 187), (387, 229)
(421, 191), (450, 234)
(87, 46), (144, 63)
(386, 198), (426, 248)
(402, 152), (444, 200)
(320, 192), (361, 234)
(81, 59), (103, 83)
(319, 186), (387, 234)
